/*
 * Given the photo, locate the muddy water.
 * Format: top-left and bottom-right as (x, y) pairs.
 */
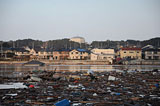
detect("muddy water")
(0, 64), (160, 78)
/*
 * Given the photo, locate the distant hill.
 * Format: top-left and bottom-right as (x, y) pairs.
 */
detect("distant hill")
(91, 37), (160, 50)
(0, 37), (159, 50)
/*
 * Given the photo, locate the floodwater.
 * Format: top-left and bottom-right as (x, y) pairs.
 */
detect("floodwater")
(0, 64), (160, 78)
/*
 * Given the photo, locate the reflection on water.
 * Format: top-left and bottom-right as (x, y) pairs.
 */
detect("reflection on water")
(0, 64), (160, 77)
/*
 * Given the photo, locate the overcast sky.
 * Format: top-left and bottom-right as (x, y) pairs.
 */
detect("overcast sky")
(0, 0), (160, 42)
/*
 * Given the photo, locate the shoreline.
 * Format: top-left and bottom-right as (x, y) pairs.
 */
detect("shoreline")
(0, 60), (160, 65)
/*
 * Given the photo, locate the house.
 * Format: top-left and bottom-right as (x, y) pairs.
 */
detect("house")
(69, 49), (89, 60)
(144, 48), (160, 60)
(142, 45), (154, 59)
(118, 48), (142, 59)
(12, 48), (30, 61)
(53, 49), (70, 60)
(0, 47), (15, 60)
(29, 48), (40, 60)
(14, 48), (30, 56)
(38, 49), (53, 60)
(90, 48), (115, 64)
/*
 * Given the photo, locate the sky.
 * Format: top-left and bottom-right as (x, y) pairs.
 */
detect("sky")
(0, 0), (160, 42)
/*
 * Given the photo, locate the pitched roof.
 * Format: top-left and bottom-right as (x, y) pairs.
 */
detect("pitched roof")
(11, 48), (29, 52)
(77, 49), (88, 52)
(144, 48), (160, 52)
(121, 48), (141, 51)
(24, 60), (45, 66)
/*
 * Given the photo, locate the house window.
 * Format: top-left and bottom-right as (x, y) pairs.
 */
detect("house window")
(154, 51), (158, 54)
(124, 52), (126, 53)
(153, 56), (159, 60)
(137, 52), (139, 53)
(147, 51), (152, 55)
(129, 52), (133, 53)
(148, 56), (152, 60)
(103, 57), (107, 59)
(76, 52), (78, 54)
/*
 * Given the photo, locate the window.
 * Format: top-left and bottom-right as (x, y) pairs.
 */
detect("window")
(153, 56), (159, 60)
(154, 51), (158, 54)
(129, 52), (133, 53)
(124, 52), (126, 53)
(147, 51), (152, 55)
(148, 56), (152, 60)
(76, 52), (78, 54)
(137, 52), (139, 53)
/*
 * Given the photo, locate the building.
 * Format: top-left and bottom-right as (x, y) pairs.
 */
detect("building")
(38, 50), (53, 60)
(144, 48), (160, 60)
(141, 45), (154, 59)
(12, 48), (30, 61)
(69, 49), (89, 60)
(53, 50), (70, 60)
(90, 48), (115, 64)
(70, 36), (85, 44)
(118, 48), (142, 59)
(0, 47), (15, 60)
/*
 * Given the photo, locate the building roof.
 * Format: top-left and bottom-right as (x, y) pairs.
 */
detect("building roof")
(54, 49), (71, 52)
(144, 48), (160, 52)
(11, 48), (29, 52)
(77, 49), (88, 52)
(24, 60), (45, 66)
(71, 36), (84, 39)
(121, 48), (141, 51)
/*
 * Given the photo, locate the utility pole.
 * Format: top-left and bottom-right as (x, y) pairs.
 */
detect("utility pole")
(101, 42), (103, 49)
(13, 41), (15, 48)
(1, 42), (3, 58)
(70, 43), (71, 50)
(80, 43), (81, 49)
(32, 42), (34, 49)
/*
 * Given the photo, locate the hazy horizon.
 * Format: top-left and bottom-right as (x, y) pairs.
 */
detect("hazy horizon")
(0, 0), (160, 42)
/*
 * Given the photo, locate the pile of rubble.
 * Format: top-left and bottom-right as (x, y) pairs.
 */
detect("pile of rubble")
(0, 69), (160, 106)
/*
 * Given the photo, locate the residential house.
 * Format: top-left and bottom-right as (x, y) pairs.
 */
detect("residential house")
(118, 48), (142, 59)
(90, 48), (115, 64)
(144, 48), (160, 60)
(12, 48), (30, 61)
(53, 49), (70, 60)
(69, 49), (89, 60)
(38, 49), (53, 60)
(0, 47), (15, 60)
(142, 45), (154, 59)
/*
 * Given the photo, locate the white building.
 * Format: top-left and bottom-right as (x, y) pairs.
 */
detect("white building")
(70, 36), (85, 44)
(91, 48), (115, 64)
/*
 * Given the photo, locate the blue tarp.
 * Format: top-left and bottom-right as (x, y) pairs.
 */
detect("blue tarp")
(115, 93), (120, 96)
(54, 99), (70, 106)
(155, 84), (159, 88)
